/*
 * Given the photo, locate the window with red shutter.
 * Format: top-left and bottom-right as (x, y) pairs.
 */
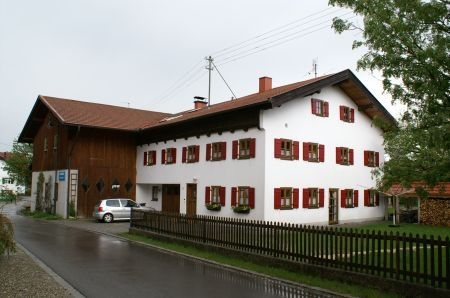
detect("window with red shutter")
(274, 188), (281, 209)
(365, 150), (378, 167)
(143, 151), (148, 166)
(195, 145), (200, 162)
(231, 187), (237, 207)
(340, 106), (353, 123)
(186, 145), (198, 163)
(151, 151), (156, 165)
(319, 144), (325, 162)
(303, 188), (309, 208)
(375, 152), (380, 166)
(219, 187), (226, 206)
(350, 108), (355, 122)
(336, 147), (342, 164)
(364, 189), (370, 206)
(353, 190), (359, 207)
(311, 98), (328, 117)
(339, 106), (345, 120)
(206, 143), (211, 161)
(249, 138), (256, 158)
(274, 139), (281, 158)
(171, 148), (177, 164)
(303, 142), (309, 161)
(220, 142), (226, 160)
(323, 101), (329, 117)
(319, 189), (324, 208)
(182, 147), (187, 163)
(162, 149), (166, 164)
(364, 150), (369, 166)
(293, 188), (299, 208)
(311, 98), (317, 114)
(349, 149), (354, 165)
(232, 140), (238, 159)
(249, 187), (255, 209)
(341, 189), (346, 208)
(293, 141), (299, 160)
(205, 186), (210, 204)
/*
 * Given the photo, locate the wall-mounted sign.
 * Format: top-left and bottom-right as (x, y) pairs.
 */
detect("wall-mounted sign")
(58, 171), (66, 182)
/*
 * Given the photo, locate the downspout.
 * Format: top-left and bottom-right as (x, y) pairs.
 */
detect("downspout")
(66, 126), (81, 219)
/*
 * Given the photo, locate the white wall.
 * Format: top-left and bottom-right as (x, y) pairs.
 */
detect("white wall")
(0, 159), (23, 194)
(262, 86), (385, 224)
(136, 128), (265, 220)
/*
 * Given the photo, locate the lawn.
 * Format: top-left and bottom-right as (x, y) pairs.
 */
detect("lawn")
(352, 222), (450, 239)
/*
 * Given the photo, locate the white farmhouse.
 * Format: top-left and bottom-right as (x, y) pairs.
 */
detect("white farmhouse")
(0, 152), (23, 195)
(136, 70), (395, 225)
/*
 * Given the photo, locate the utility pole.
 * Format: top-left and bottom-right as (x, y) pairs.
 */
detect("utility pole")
(313, 58), (318, 78)
(206, 56), (213, 106)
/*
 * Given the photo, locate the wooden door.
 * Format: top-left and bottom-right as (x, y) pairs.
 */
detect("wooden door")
(329, 189), (339, 224)
(162, 184), (180, 213)
(186, 184), (197, 216)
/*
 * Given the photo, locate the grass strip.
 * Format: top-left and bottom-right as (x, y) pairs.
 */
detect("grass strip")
(21, 210), (62, 220)
(119, 232), (399, 298)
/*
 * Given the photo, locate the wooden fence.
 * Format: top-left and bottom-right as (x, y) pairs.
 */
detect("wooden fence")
(130, 209), (449, 289)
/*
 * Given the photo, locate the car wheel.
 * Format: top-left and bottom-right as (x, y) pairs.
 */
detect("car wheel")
(103, 213), (113, 223)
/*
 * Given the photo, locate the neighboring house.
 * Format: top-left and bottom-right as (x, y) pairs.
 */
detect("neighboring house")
(136, 69), (395, 225)
(0, 152), (19, 194)
(19, 69), (395, 224)
(389, 182), (450, 227)
(18, 97), (169, 217)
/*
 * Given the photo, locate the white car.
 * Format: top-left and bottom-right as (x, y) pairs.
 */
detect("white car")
(93, 198), (140, 223)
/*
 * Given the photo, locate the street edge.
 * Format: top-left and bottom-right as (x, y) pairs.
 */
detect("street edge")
(16, 242), (85, 298)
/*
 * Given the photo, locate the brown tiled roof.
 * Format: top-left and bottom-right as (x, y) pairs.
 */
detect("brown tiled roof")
(40, 96), (171, 131)
(141, 74), (332, 129)
(0, 152), (12, 161)
(388, 182), (450, 198)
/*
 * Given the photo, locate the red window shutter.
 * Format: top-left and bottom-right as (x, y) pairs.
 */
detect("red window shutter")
(152, 151), (157, 165)
(182, 147), (187, 163)
(319, 189), (324, 208)
(302, 188), (309, 208)
(219, 187), (226, 206)
(319, 144), (325, 162)
(274, 188), (281, 209)
(274, 139), (281, 158)
(205, 186), (210, 204)
(249, 138), (256, 158)
(350, 108), (355, 122)
(364, 189), (369, 206)
(339, 106), (344, 120)
(249, 187), (255, 209)
(293, 188), (299, 208)
(303, 142), (309, 161)
(311, 98), (316, 114)
(231, 187), (237, 207)
(172, 148), (177, 163)
(195, 145), (200, 162)
(349, 149), (354, 165)
(221, 141), (227, 160)
(376, 193), (380, 206)
(364, 150), (369, 166)
(206, 143), (211, 161)
(162, 149), (166, 164)
(293, 141), (299, 160)
(375, 152), (380, 166)
(341, 189), (346, 208)
(353, 190), (359, 207)
(143, 151), (148, 166)
(323, 101), (329, 117)
(336, 147), (342, 164)
(232, 140), (238, 159)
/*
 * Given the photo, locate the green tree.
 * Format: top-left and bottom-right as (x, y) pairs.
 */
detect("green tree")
(4, 140), (33, 193)
(330, 0), (450, 193)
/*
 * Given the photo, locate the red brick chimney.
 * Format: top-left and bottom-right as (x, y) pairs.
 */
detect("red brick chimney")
(259, 76), (272, 93)
(193, 96), (207, 109)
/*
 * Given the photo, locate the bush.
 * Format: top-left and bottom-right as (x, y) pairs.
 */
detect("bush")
(0, 213), (15, 255)
(69, 200), (76, 218)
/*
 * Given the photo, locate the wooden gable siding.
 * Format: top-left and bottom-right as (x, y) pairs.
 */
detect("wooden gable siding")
(70, 128), (137, 218)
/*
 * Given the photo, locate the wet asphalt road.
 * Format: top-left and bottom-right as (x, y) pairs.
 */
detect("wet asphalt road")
(12, 215), (337, 298)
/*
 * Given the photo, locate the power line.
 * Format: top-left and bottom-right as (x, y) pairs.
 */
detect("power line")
(213, 8), (345, 59)
(211, 60), (237, 100)
(210, 6), (337, 57)
(215, 12), (354, 66)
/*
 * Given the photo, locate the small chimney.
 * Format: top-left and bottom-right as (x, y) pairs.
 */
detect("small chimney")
(259, 76), (272, 93)
(193, 96), (207, 109)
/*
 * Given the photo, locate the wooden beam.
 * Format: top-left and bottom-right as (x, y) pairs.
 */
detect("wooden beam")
(358, 104), (374, 111)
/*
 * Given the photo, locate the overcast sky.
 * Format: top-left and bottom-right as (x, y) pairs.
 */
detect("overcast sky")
(0, 0), (401, 151)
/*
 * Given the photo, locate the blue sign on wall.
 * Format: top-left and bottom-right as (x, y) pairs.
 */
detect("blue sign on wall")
(58, 171), (65, 181)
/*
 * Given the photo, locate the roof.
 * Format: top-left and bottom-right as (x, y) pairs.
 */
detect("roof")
(140, 69), (396, 131)
(0, 152), (12, 161)
(19, 96), (171, 142)
(388, 182), (450, 198)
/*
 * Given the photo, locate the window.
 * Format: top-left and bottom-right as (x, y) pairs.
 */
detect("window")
(303, 142), (324, 162)
(364, 189), (379, 207)
(182, 145), (199, 163)
(336, 147), (354, 165)
(309, 188), (318, 207)
(281, 140), (292, 158)
(274, 187), (299, 209)
(44, 137), (48, 152)
(211, 186), (220, 203)
(120, 199), (137, 208)
(340, 189), (358, 208)
(2, 178), (13, 184)
(231, 186), (255, 208)
(364, 150), (379, 167)
(53, 134), (58, 150)
(162, 148), (176, 164)
(152, 186), (159, 201)
(274, 138), (299, 160)
(106, 200), (120, 207)
(144, 150), (156, 166)
(232, 138), (256, 159)
(205, 186), (225, 206)
(302, 188), (325, 208)
(311, 98), (329, 117)
(238, 187), (249, 206)
(206, 142), (226, 161)
(340, 106), (355, 122)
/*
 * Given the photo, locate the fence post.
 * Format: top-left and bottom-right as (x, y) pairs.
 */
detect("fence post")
(202, 216), (207, 243)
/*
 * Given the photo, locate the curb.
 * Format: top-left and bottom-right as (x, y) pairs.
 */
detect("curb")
(16, 242), (85, 298)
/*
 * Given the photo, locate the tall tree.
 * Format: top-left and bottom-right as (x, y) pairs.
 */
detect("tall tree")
(329, 0), (450, 193)
(3, 140), (33, 192)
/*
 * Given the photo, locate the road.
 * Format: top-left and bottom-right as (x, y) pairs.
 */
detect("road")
(12, 215), (337, 298)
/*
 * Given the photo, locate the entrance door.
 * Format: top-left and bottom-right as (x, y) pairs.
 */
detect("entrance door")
(186, 184), (197, 217)
(329, 189), (339, 224)
(162, 184), (180, 213)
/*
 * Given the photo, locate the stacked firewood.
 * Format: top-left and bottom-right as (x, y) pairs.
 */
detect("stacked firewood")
(420, 198), (450, 227)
